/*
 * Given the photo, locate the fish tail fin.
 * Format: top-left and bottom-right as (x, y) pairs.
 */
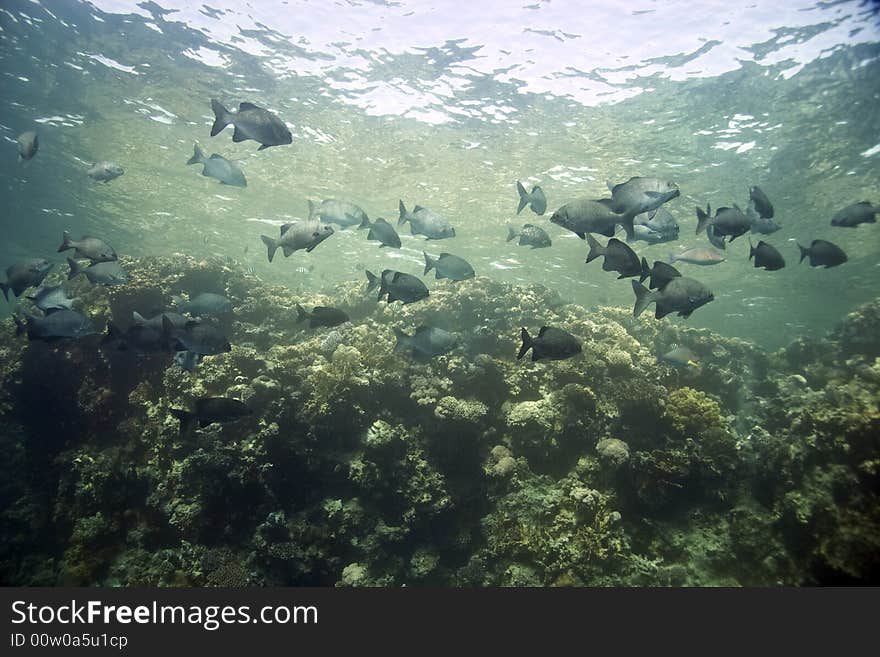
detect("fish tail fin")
(295, 303), (308, 323)
(132, 311), (146, 325)
(516, 181), (529, 215)
(58, 230), (72, 253)
(797, 243), (809, 263)
(517, 327), (533, 360)
(631, 281), (654, 318)
(639, 257), (651, 283)
(307, 200), (318, 220)
(358, 215), (370, 230)
(398, 200), (408, 226)
(585, 234), (604, 263)
(210, 99), (231, 137)
(260, 235), (278, 263)
(186, 143), (205, 165)
(423, 252), (435, 275)
(506, 225), (517, 243)
(0, 282), (8, 302)
(66, 257), (82, 280)
(393, 327), (409, 353)
(695, 205), (711, 235)
(365, 270), (379, 292)
(169, 409), (195, 437)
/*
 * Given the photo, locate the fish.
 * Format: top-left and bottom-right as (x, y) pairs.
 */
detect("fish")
(186, 144), (246, 187)
(1, 259), (53, 300)
(797, 239), (847, 268)
(295, 304), (349, 328)
(393, 326), (458, 360)
(747, 204), (782, 235)
(668, 247), (725, 266)
(517, 326), (582, 362)
(507, 224), (551, 248)
(14, 309), (96, 341)
(66, 258), (128, 286)
(550, 198), (634, 240)
(749, 239), (786, 271)
(174, 350), (201, 372)
(398, 201), (456, 240)
(26, 285), (76, 312)
(658, 345), (700, 368)
(360, 216), (401, 248)
(373, 269), (429, 304)
(695, 204), (751, 242)
(87, 161), (124, 183)
(170, 397), (252, 436)
(308, 199), (367, 229)
(830, 202), (877, 228)
(706, 225), (727, 250)
(631, 207), (679, 244)
(57, 231), (117, 262)
(639, 258), (681, 290)
(423, 252), (475, 281)
(173, 292), (232, 317)
(748, 186), (774, 218)
(606, 177), (680, 217)
(132, 311), (188, 331)
(631, 277), (714, 319)
(260, 221), (334, 262)
(102, 322), (168, 353)
(516, 181), (547, 215)
(210, 99), (292, 150)
(163, 318), (231, 355)
(294, 265), (315, 275)
(67, 258), (128, 285)
(585, 235), (642, 279)
(17, 131), (38, 161)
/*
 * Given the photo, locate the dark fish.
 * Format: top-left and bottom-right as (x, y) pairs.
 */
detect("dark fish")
(164, 318), (231, 355)
(17, 131), (38, 161)
(516, 181), (547, 215)
(659, 345), (700, 368)
(398, 201), (456, 240)
(668, 247), (725, 266)
(631, 277), (714, 319)
(550, 198), (634, 240)
(706, 224), (727, 250)
(606, 177), (680, 217)
(67, 258), (128, 285)
(631, 207), (679, 244)
(308, 199), (367, 229)
(423, 252), (474, 281)
(1, 259), (53, 300)
(749, 239), (785, 271)
(517, 326), (582, 362)
(295, 304), (349, 328)
(585, 235), (641, 279)
(133, 311), (188, 331)
(58, 231), (117, 262)
(260, 221), (334, 262)
(695, 204), (751, 241)
(26, 285), (76, 312)
(186, 144), (246, 187)
(831, 202), (877, 228)
(394, 326), (458, 360)
(360, 216), (401, 248)
(374, 269), (429, 304)
(210, 99), (291, 150)
(87, 161), (124, 183)
(639, 258), (681, 290)
(507, 223), (551, 248)
(173, 292), (232, 317)
(102, 322), (167, 353)
(14, 309), (96, 341)
(170, 397), (252, 435)
(797, 240), (847, 268)
(748, 186), (774, 218)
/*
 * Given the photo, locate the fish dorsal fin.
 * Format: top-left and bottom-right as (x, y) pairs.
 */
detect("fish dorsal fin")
(208, 153), (225, 160)
(413, 205), (425, 212)
(537, 326), (550, 337)
(523, 223), (536, 229)
(280, 223), (294, 235)
(606, 180), (616, 192)
(239, 102), (261, 111)
(716, 207), (730, 213)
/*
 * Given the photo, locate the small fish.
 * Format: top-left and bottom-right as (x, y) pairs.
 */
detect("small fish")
(294, 265), (315, 275)
(67, 258), (129, 285)
(295, 304), (349, 328)
(632, 277), (714, 319)
(668, 247), (725, 266)
(1, 259), (53, 300)
(797, 240), (847, 268)
(210, 99), (291, 150)
(423, 252), (475, 281)
(14, 309), (96, 341)
(361, 216), (401, 248)
(639, 258), (681, 290)
(585, 235), (641, 278)
(17, 131), (38, 161)
(163, 318), (231, 356)
(58, 231), (117, 262)
(659, 345), (700, 368)
(830, 202), (877, 228)
(516, 181), (547, 216)
(398, 201), (456, 240)
(550, 198), (633, 240)
(749, 239), (785, 271)
(748, 186), (774, 218)
(517, 326), (582, 362)
(308, 199), (367, 229)
(695, 204), (751, 242)
(87, 161), (124, 183)
(370, 269), (429, 304)
(507, 223), (551, 248)
(26, 285), (76, 312)
(394, 326), (458, 360)
(173, 292), (232, 317)
(170, 397), (252, 436)
(260, 221), (334, 262)
(186, 144), (246, 187)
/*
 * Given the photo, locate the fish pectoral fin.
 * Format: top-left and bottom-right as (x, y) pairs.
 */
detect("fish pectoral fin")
(644, 191), (662, 198)
(231, 128), (247, 142)
(282, 246), (294, 257)
(257, 143), (270, 151)
(239, 102), (261, 111)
